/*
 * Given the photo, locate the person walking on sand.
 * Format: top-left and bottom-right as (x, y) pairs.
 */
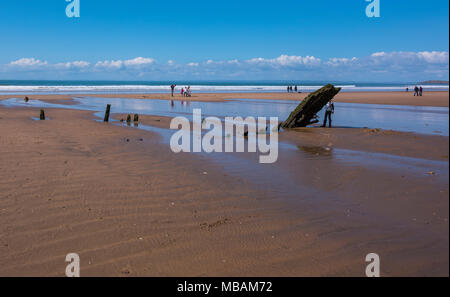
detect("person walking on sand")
(322, 100), (335, 128)
(170, 84), (176, 97)
(414, 85), (419, 96)
(181, 87), (184, 97)
(419, 86), (423, 96)
(294, 85), (298, 92)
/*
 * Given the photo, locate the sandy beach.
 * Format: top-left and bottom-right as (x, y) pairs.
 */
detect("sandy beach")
(0, 91), (448, 277)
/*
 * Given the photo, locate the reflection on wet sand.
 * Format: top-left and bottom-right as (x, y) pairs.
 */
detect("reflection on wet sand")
(297, 146), (334, 159)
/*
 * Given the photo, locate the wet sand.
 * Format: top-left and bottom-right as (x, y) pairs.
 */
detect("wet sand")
(124, 113), (449, 160)
(0, 95), (448, 276)
(1, 91), (448, 107)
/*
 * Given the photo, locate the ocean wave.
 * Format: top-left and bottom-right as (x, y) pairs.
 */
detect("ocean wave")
(0, 84), (447, 93)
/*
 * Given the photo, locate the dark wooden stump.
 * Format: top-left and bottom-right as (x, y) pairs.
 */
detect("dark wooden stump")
(40, 109), (45, 120)
(103, 104), (111, 122)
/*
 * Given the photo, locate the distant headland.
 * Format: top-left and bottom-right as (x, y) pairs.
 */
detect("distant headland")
(420, 80), (449, 85)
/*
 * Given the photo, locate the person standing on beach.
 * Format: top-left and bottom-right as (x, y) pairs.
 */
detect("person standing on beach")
(287, 86), (290, 93)
(322, 100), (335, 128)
(294, 85), (298, 92)
(181, 87), (184, 97)
(170, 84), (176, 97)
(186, 86), (191, 97)
(419, 86), (423, 96)
(414, 85), (419, 96)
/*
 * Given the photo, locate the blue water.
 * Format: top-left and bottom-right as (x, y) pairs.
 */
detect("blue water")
(1, 97), (448, 136)
(0, 80), (448, 94)
(1, 80), (445, 87)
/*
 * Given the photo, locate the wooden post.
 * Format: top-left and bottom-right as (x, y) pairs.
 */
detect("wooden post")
(133, 114), (139, 122)
(103, 104), (111, 122)
(24, 96), (29, 102)
(126, 114), (131, 125)
(40, 109), (45, 120)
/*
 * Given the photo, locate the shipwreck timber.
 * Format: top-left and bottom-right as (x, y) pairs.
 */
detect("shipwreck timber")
(281, 84), (341, 128)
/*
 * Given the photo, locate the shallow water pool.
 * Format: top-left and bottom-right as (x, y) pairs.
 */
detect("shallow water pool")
(1, 97), (448, 135)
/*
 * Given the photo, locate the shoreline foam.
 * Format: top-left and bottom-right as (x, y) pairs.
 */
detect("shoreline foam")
(0, 84), (448, 94)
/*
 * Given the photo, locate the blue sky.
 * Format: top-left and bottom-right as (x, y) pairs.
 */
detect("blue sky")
(0, 0), (448, 81)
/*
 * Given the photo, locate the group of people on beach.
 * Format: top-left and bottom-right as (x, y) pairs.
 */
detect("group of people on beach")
(170, 84), (192, 97)
(406, 85), (424, 96)
(181, 86), (192, 97)
(413, 85), (423, 96)
(287, 85), (298, 93)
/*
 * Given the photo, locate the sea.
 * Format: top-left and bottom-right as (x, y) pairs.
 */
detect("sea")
(0, 80), (448, 94)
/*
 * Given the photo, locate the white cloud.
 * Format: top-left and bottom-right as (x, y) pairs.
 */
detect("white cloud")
(369, 51), (449, 65)
(275, 55), (321, 66)
(124, 57), (154, 67)
(55, 61), (90, 69)
(95, 60), (123, 68)
(94, 57), (154, 69)
(327, 57), (358, 64)
(9, 58), (48, 67)
(71, 61), (90, 68)
(247, 57), (267, 64)
(247, 55), (321, 66)
(417, 51), (449, 64)
(3, 52), (448, 81)
(371, 52), (386, 57)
